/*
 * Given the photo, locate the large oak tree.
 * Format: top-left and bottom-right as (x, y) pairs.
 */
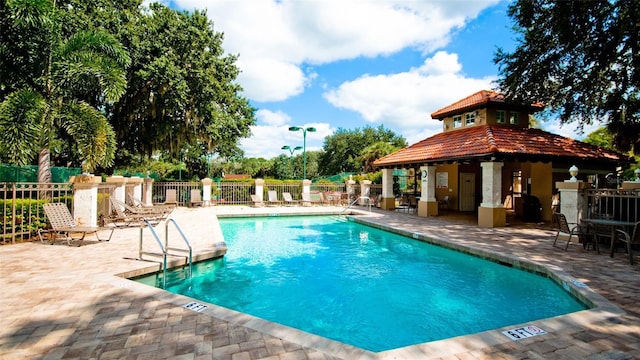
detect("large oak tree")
(494, 0), (640, 153)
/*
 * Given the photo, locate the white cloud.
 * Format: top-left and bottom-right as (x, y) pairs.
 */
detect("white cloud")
(240, 110), (333, 158)
(324, 51), (496, 144)
(172, 0), (498, 102)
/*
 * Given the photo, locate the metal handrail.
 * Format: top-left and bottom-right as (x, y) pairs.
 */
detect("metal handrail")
(138, 219), (193, 288)
(139, 220), (168, 288)
(165, 218), (193, 278)
(341, 196), (372, 215)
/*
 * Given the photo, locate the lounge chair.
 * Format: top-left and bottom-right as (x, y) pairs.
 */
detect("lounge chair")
(301, 192), (312, 206)
(267, 190), (282, 206)
(282, 192), (300, 206)
(552, 213), (591, 251)
(109, 197), (167, 226)
(250, 194), (265, 207)
(614, 221), (640, 264)
(126, 193), (175, 214)
(39, 202), (115, 246)
(190, 189), (204, 207)
(164, 189), (178, 205)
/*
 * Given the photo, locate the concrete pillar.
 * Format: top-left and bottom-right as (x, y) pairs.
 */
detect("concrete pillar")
(418, 165), (438, 217)
(359, 180), (371, 205)
(556, 181), (590, 225)
(201, 178), (212, 206)
(255, 178), (265, 201)
(302, 179), (311, 197)
(106, 175), (127, 212)
(346, 175), (356, 203)
(72, 174), (101, 227)
(380, 168), (395, 210)
(127, 176), (143, 204)
(143, 177), (154, 206)
(478, 161), (506, 227)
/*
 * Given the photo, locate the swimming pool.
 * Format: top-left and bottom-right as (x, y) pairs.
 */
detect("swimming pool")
(135, 215), (588, 352)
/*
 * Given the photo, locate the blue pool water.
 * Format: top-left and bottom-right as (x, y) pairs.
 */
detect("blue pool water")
(136, 216), (587, 352)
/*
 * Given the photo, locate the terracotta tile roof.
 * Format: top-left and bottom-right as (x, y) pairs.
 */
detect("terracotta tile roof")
(373, 125), (630, 167)
(430, 90), (544, 119)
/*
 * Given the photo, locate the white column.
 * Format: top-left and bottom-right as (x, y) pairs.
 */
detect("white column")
(201, 178), (212, 206)
(128, 176), (143, 202)
(480, 161), (503, 208)
(143, 177), (154, 206)
(556, 181), (590, 224)
(255, 178), (265, 201)
(72, 175), (100, 227)
(421, 166), (436, 202)
(359, 180), (371, 205)
(106, 175), (127, 212)
(381, 169), (394, 198)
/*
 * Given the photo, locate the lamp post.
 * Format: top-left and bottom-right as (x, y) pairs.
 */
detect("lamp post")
(281, 145), (303, 179)
(288, 126), (316, 179)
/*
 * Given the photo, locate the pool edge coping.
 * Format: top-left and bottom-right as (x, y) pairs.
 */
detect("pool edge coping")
(114, 210), (625, 360)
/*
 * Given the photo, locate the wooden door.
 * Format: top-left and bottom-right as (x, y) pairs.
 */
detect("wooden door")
(459, 173), (476, 211)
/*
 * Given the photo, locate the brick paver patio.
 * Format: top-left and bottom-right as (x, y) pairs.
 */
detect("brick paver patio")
(1, 205), (639, 359)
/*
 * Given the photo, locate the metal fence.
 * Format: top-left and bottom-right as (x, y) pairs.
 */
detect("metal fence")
(1, 182), (74, 244)
(587, 188), (640, 223)
(1, 180), (374, 243)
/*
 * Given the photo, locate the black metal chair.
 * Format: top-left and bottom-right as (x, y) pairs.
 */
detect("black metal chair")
(615, 221), (640, 265)
(552, 213), (592, 251)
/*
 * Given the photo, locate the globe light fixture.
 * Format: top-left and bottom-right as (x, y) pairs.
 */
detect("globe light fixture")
(569, 165), (579, 182)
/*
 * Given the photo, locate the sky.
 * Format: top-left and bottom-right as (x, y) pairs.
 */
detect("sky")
(154, 0), (602, 159)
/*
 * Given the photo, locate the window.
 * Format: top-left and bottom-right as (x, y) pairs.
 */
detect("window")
(512, 170), (522, 197)
(453, 115), (462, 128)
(496, 110), (506, 124)
(465, 112), (476, 126)
(510, 112), (519, 125)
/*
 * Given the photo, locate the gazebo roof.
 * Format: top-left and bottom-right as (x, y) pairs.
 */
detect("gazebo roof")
(430, 90), (544, 119)
(373, 125), (631, 168)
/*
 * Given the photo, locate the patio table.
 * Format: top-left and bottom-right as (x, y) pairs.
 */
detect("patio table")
(582, 218), (636, 258)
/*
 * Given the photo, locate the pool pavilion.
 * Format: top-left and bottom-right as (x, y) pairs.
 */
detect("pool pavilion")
(373, 90), (632, 227)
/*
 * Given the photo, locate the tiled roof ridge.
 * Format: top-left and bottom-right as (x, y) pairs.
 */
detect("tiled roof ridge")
(485, 125), (499, 153)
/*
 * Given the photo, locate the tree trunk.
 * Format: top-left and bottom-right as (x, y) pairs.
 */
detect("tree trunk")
(38, 148), (52, 184)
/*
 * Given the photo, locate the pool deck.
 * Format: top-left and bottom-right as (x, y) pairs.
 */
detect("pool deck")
(1, 205), (639, 360)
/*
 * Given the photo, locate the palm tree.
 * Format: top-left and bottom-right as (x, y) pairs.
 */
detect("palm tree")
(0, 0), (130, 182)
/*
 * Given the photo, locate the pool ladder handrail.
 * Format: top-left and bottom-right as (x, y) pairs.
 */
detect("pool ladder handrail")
(341, 196), (372, 215)
(139, 219), (193, 288)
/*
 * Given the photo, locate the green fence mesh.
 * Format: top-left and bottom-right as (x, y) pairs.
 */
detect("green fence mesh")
(0, 164), (81, 183)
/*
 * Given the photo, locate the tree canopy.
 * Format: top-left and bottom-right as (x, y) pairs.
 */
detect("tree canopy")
(0, 0), (130, 182)
(1, 0), (255, 180)
(318, 125), (406, 175)
(494, 0), (640, 154)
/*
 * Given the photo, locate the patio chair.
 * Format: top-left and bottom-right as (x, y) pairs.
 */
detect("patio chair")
(267, 190), (283, 206)
(126, 193), (175, 214)
(251, 194), (265, 207)
(109, 197), (167, 226)
(39, 202), (115, 246)
(282, 192), (300, 206)
(438, 196), (450, 211)
(552, 213), (591, 251)
(190, 189), (204, 207)
(301, 192), (312, 206)
(164, 189), (178, 205)
(614, 221), (640, 265)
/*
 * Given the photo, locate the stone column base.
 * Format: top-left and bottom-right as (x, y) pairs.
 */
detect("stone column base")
(418, 201), (438, 217)
(380, 197), (396, 210)
(478, 206), (506, 228)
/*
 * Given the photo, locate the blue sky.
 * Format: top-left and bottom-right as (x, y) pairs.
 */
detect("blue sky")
(157, 0), (602, 159)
